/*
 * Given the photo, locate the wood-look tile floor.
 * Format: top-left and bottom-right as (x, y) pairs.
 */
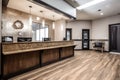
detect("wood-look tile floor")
(9, 51), (120, 80)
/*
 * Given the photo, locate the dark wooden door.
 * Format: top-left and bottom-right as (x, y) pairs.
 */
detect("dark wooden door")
(109, 23), (120, 52)
(82, 29), (90, 50)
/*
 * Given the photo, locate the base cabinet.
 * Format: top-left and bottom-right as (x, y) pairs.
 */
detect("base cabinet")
(2, 46), (75, 79)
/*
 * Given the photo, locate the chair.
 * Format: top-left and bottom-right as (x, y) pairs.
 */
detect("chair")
(92, 42), (105, 53)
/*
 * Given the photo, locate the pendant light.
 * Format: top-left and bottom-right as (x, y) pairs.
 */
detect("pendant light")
(40, 11), (45, 27)
(61, 18), (64, 31)
(52, 15), (55, 29)
(29, 6), (32, 26)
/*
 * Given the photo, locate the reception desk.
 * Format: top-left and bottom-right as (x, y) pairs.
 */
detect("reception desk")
(1, 41), (75, 79)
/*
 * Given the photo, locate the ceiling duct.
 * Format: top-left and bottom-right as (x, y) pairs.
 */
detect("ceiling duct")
(64, 0), (79, 8)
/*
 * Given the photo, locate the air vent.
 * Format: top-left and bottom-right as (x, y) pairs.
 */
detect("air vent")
(64, 0), (80, 8)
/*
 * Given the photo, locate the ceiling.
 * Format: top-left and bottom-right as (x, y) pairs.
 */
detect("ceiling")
(76, 0), (120, 20)
(7, 0), (69, 21)
(7, 0), (120, 20)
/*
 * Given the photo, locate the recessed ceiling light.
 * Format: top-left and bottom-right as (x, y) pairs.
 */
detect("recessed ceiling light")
(100, 13), (104, 15)
(76, 0), (106, 10)
(98, 9), (101, 12)
(36, 17), (40, 20)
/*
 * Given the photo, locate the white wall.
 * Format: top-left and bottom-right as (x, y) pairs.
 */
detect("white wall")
(67, 20), (92, 49)
(54, 19), (66, 41)
(92, 15), (120, 39)
(92, 15), (120, 51)
(65, 15), (120, 51)
(67, 20), (92, 39)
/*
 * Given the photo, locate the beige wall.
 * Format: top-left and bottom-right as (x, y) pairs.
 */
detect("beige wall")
(92, 15), (120, 51)
(54, 19), (66, 41)
(2, 8), (53, 42)
(67, 20), (92, 49)
(65, 15), (120, 51)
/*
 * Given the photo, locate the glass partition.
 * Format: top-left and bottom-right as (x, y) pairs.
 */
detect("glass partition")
(32, 22), (48, 41)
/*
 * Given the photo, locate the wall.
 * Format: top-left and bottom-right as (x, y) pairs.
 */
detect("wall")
(2, 8), (53, 42)
(0, 0), (2, 75)
(67, 20), (92, 49)
(54, 19), (66, 41)
(0, 0), (1, 42)
(92, 15), (120, 51)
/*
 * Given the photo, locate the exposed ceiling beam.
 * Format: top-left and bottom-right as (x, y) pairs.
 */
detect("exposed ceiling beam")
(31, 0), (76, 19)
(64, 0), (79, 8)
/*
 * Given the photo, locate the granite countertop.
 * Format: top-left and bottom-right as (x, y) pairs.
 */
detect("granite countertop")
(3, 44), (76, 55)
(2, 40), (73, 44)
(2, 40), (75, 55)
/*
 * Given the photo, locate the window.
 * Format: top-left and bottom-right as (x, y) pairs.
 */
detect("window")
(32, 22), (48, 41)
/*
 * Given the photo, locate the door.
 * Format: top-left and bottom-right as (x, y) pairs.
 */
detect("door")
(109, 23), (120, 52)
(66, 28), (72, 40)
(82, 29), (90, 50)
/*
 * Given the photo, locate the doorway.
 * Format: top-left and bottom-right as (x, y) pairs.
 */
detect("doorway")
(66, 28), (72, 40)
(109, 23), (120, 52)
(82, 29), (90, 50)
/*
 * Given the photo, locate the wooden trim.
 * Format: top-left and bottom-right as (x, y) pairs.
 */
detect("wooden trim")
(74, 49), (82, 51)
(91, 39), (109, 41)
(73, 39), (109, 41)
(72, 39), (82, 41)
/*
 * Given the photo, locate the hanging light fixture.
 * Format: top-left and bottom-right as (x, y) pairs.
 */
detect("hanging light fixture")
(61, 18), (64, 31)
(52, 15), (55, 29)
(29, 6), (32, 26)
(40, 11), (45, 27)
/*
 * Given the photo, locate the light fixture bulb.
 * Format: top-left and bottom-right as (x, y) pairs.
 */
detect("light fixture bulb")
(52, 21), (55, 29)
(42, 19), (45, 27)
(100, 13), (104, 15)
(36, 17), (40, 21)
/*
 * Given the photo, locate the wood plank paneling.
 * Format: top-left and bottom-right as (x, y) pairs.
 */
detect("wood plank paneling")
(61, 47), (74, 58)
(3, 51), (40, 75)
(41, 49), (59, 64)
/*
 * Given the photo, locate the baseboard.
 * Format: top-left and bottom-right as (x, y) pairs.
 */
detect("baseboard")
(74, 49), (82, 51)
(74, 49), (109, 52)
